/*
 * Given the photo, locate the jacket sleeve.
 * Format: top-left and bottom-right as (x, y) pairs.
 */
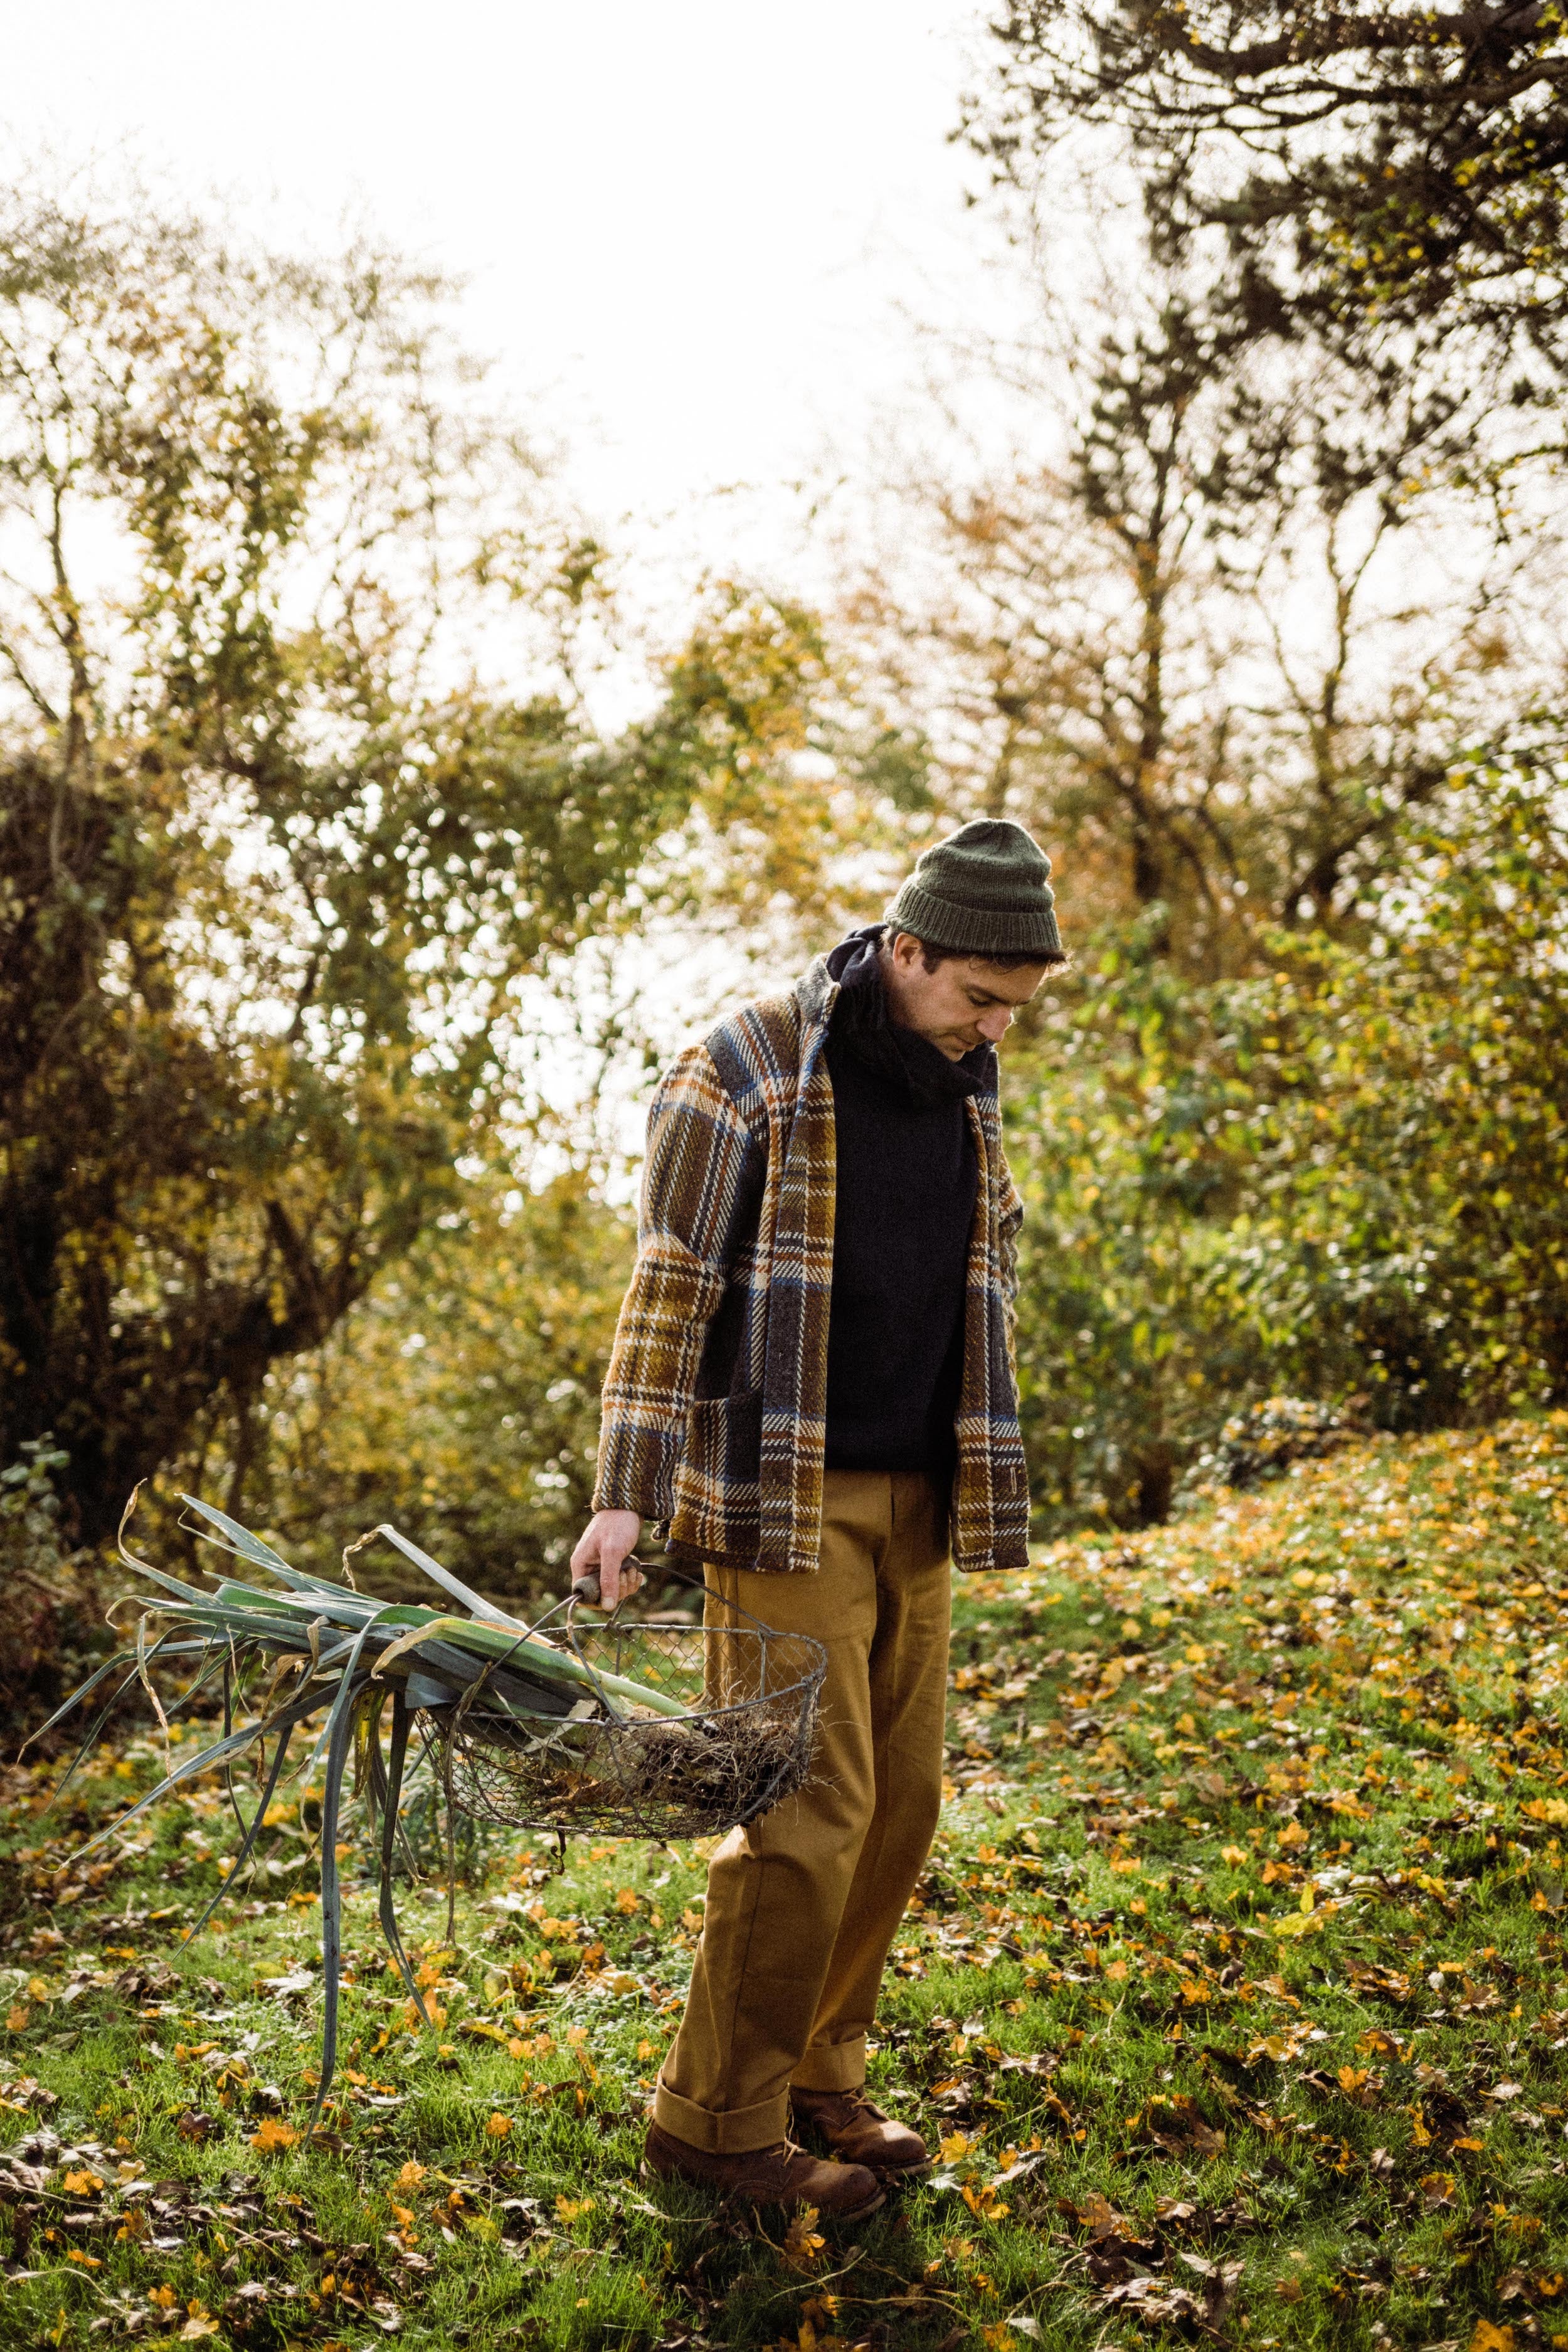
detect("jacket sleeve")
(593, 1043), (760, 1523)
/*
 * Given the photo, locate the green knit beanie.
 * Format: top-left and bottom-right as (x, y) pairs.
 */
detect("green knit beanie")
(885, 818), (1064, 960)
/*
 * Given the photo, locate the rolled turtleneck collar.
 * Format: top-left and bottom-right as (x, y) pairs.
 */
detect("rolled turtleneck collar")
(824, 924), (993, 1111)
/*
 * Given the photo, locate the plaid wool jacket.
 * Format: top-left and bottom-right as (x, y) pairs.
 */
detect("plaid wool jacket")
(592, 950), (1031, 1575)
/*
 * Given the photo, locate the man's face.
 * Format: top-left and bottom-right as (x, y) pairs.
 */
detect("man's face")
(880, 930), (1054, 1061)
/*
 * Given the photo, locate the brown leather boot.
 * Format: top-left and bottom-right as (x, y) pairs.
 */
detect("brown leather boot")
(790, 2087), (932, 2179)
(642, 2119), (884, 2219)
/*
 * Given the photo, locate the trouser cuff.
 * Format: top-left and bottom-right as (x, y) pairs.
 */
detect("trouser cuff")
(790, 2037), (867, 2093)
(653, 2074), (790, 2154)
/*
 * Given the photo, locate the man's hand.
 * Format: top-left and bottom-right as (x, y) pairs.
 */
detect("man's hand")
(569, 1509), (644, 1609)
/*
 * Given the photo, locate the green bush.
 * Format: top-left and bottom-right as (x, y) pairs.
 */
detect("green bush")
(0, 1438), (107, 1742)
(1007, 744), (1568, 1527)
(240, 1170), (634, 1607)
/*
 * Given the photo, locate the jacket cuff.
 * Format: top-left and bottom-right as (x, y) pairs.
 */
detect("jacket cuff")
(592, 1433), (674, 1522)
(591, 1476), (667, 1518)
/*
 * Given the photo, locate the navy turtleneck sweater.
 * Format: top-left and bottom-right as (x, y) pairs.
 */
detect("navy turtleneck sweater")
(821, 928), (987, 1478)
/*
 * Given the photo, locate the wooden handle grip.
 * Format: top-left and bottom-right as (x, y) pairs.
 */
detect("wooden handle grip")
(571, 1556), (645, 1608)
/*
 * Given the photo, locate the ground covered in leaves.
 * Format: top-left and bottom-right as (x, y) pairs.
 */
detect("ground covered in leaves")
(4, 1414), (1568, 2351)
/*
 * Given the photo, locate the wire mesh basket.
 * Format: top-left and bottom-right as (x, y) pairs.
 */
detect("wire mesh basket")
(440, 1573), (827, 1841)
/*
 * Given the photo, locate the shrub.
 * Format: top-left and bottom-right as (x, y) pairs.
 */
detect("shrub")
(235, 1171), (634, 1607)
(0, 1439), (106, 1744)
(1007, 744), (1568, 1527)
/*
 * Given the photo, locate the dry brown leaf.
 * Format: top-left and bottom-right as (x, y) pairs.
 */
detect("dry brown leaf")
(781, 2205), (827, 2272)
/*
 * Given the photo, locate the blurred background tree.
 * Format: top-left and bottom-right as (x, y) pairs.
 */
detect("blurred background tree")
(0, 191), (851, 1559)
(839, 205), (1544, 977)
(961, 1), (1568, 476)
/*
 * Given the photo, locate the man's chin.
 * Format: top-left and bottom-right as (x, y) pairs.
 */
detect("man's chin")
(902, 1023), (978, 1061)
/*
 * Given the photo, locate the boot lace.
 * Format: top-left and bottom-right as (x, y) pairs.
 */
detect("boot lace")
(799, 2087), (884, 2124)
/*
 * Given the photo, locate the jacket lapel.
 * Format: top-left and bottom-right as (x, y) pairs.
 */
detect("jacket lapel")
(752, 960), (837, 1570)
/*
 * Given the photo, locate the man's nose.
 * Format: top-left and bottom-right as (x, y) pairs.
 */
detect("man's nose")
(977, 1006), (1012, 1042)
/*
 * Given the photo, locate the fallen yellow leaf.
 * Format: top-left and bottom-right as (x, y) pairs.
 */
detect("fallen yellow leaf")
(781, 2205), (827, 2270)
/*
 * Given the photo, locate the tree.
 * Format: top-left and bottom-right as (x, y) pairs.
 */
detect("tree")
(0, 191), (834, 1540)
(840, 215), (1523, 973)
(963, 3), (1568, 464)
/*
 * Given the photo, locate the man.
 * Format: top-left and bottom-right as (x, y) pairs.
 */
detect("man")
(569, 817), (1065, 2221)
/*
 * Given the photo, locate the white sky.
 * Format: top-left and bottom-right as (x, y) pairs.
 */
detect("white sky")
(5, 1), (1016, 589)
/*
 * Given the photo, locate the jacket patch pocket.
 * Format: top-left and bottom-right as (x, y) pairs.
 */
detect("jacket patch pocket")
(673, 1390), (763, 1524)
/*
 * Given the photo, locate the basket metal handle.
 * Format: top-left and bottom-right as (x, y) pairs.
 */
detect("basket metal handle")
(561, 1590), (635, 1723)
(563, 1557), (795, 1645)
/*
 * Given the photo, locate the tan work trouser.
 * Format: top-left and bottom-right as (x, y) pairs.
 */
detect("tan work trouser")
(654, 1468), (951, 2154)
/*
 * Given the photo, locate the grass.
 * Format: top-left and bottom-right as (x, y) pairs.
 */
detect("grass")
(4, 1410), (1568, 2352)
